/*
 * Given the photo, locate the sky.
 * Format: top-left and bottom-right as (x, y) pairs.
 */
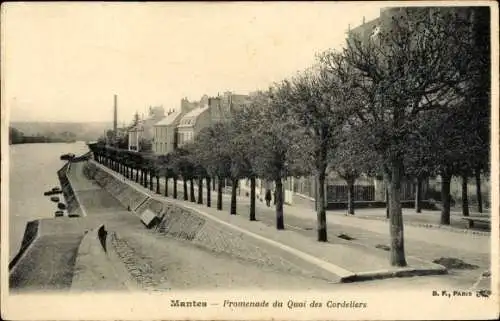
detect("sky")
(2, 2), (383, 124)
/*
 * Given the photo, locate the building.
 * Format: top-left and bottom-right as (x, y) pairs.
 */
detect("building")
(152, 109), (183, 154)
(172, 92), (250, 148)
(176, 98), (211, 147)
(209, 91), (251, 123)
(128, 106), (165, 152)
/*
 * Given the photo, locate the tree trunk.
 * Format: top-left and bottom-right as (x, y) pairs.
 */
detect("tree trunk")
(173, 177), (178, 199)
(275, 178), (285, 230)
(217, 177), (223, 210)
(389, 161), (407, 267)
(317, 172), (327, 241)
(144, 170), (148, 187)
(135, 168), (139, 183)
(475, 167), (483, 213)
(197, 178), (203, 204)
(415, 176), (422, 213)
(206, 177), (211, 207)
(183, 179), (188, 201)
(164, 177), (169, 197)
(384, 173), (390, 219)
(156, 176), (160, 194)
(440, 172), (452, 225)
(230, 178), (238, 215)
(347, 177), (355, 215)
(213, 177), (216, 191)
(250, 176), (256, 221)
(462, 175), (469, 216)
(190, 178), (196, 202)
(149, 172), (154, 190)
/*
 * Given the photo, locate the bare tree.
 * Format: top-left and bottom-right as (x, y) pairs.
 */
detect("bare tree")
(341, 8), (471, 266)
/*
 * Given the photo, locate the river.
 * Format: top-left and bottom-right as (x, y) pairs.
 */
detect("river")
(8, 142), (89, 261)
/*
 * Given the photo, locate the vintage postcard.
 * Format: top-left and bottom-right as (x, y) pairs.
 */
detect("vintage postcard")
(1, 1), (499, 320)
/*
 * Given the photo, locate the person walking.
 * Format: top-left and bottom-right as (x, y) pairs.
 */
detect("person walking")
(265, 189), (272, 207)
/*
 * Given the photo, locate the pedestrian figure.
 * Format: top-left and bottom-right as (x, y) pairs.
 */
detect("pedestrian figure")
(265, 189), (272, 207)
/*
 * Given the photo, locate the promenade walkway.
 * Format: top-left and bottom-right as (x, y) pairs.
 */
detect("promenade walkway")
(150, 177), (491, 289)
(84, 165), (492, 290)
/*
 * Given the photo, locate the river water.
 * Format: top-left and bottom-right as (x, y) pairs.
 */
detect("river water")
(8, 142), (89, 261)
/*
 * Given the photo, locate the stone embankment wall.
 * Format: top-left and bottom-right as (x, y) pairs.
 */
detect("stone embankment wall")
(57, 162), (82, 216)
(83, 160), (336, 281)
(9, 220), (40, 271)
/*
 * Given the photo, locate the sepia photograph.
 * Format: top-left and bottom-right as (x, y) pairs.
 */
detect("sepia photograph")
(1, 1), (498, 320)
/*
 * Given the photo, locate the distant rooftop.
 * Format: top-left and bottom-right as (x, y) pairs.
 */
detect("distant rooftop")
(129, 117), (164, 131)
(155, 110), (182, 126)
(178, 106), (209, 127)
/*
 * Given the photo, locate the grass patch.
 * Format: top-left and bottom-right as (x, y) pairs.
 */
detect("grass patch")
(375, 244), (390, 251)
(338, 233), (356, 241)
(432, 257), (479, 270)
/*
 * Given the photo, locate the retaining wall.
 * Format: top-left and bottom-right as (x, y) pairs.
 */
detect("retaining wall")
(57, 163), (82, 216)
(9, 220), (40, 271)
(83, 163), (149, 212)
(84, 161), (338, 281)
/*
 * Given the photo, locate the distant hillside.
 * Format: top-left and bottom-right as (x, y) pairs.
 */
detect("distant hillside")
(10, 121), (113, 142)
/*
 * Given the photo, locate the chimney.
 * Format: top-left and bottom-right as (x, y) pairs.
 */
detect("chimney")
(113, 94), (118, 143)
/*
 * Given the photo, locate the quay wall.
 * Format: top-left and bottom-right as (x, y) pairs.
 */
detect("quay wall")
(57, 162), (82, 216)
(82, 160), (338, 281)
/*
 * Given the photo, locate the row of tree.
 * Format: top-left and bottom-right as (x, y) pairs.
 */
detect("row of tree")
(91, 7), (490, 267)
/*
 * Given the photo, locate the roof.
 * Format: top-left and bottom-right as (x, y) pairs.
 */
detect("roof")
(154, 110), (182, 126)
(129, 117), (164, 131)
(178, 106), (209, 127)
(349, 17), (380, 40)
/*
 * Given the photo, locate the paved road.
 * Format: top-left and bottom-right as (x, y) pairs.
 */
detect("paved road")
(71, 164), (491, 290)
(151, 178), (490, 289)
(64, 164), (344, 290)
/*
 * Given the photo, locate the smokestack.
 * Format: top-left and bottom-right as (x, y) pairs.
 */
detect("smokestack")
(113, 94), (118, 139)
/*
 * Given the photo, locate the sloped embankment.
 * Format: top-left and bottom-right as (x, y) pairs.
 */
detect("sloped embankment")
(83, 161), (340, 282)
(9, 218), (85, 292)
(57, 162), (82, 216)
